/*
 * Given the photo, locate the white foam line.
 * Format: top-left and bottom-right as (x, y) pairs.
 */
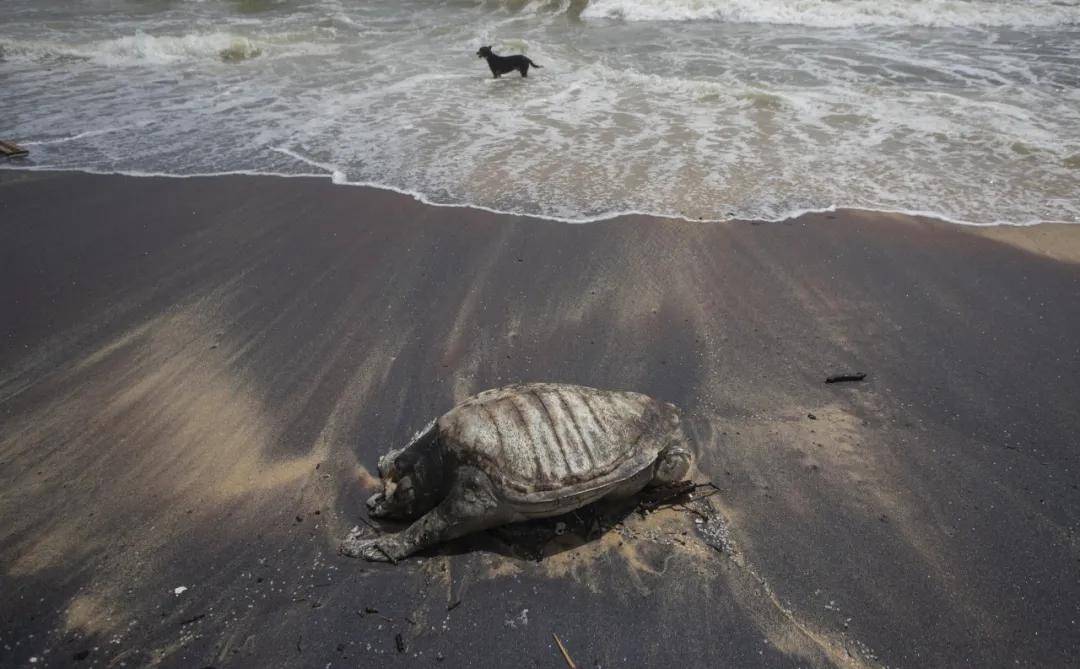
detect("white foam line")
(20, 128), (123, 146)
(270, 146), (347, 183)
(0, 164), (1068, 228)
(267, 146), (838, 224)
(0, 164), (327, 182)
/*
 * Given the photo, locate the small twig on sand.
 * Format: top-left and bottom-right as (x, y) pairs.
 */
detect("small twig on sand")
(638, 480), (695, 512)
(675, 504), (711, 521)
(825, 372), (866, 384)
(553, 633), (577, 669)
(638, 481), (720, 514)
(357, 606), (399, 624)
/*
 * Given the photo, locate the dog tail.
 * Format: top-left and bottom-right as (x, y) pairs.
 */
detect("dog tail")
(528, 58), (542, 68)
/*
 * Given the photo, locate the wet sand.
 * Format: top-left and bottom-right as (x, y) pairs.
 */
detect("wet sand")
(1, 170), (1078, 667)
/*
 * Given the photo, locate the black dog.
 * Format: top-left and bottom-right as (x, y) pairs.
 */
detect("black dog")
(476, 46), (542, 78)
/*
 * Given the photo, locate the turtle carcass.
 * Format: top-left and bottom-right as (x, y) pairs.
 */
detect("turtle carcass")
(341, 383), (692, 562)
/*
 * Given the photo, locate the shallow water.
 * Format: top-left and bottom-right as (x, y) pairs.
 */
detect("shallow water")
(2, 0), (1078, 224)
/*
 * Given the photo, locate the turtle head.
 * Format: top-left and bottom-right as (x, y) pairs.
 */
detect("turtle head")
(651, 407), (693, 485)
(653, 444), (692, 485)
(367, 446), (443, 520)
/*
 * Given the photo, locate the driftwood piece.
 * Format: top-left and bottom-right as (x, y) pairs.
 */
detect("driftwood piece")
(825, 372), (866, 384)
(553, 634), (577, 669)
(0, 140), (29, 158)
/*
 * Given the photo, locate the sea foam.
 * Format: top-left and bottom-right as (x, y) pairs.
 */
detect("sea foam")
(0, 30), (341, 67)
(2, 0), (1078, 226)
(580, 0), (1080, 28)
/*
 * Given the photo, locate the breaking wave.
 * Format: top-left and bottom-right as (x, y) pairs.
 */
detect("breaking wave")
(0, 31), (328, 66)
(578, 0), (1080, 27)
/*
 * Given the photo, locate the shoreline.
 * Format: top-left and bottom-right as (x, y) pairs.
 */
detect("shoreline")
(2, 163), (1075, 229)
(1, 169), (1078, 667)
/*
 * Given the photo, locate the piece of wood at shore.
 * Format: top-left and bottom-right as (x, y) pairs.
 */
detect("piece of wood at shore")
(825, 372), (867, 384)
(0, 140), (29, 158)
(553, 634), (577, 669)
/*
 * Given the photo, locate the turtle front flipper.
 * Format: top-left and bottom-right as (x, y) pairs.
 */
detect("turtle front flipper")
(344, 466), (514, 562)
(340, 534), (403, 562)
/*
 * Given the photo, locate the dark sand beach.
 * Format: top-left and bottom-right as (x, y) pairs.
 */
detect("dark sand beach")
(1, 170), (1078, 667)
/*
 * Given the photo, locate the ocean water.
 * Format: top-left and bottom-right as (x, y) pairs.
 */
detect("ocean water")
(1, 0), (1078, 225)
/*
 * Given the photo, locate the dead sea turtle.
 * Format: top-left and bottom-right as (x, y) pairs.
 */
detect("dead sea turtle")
(341, 383), (692, 562)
